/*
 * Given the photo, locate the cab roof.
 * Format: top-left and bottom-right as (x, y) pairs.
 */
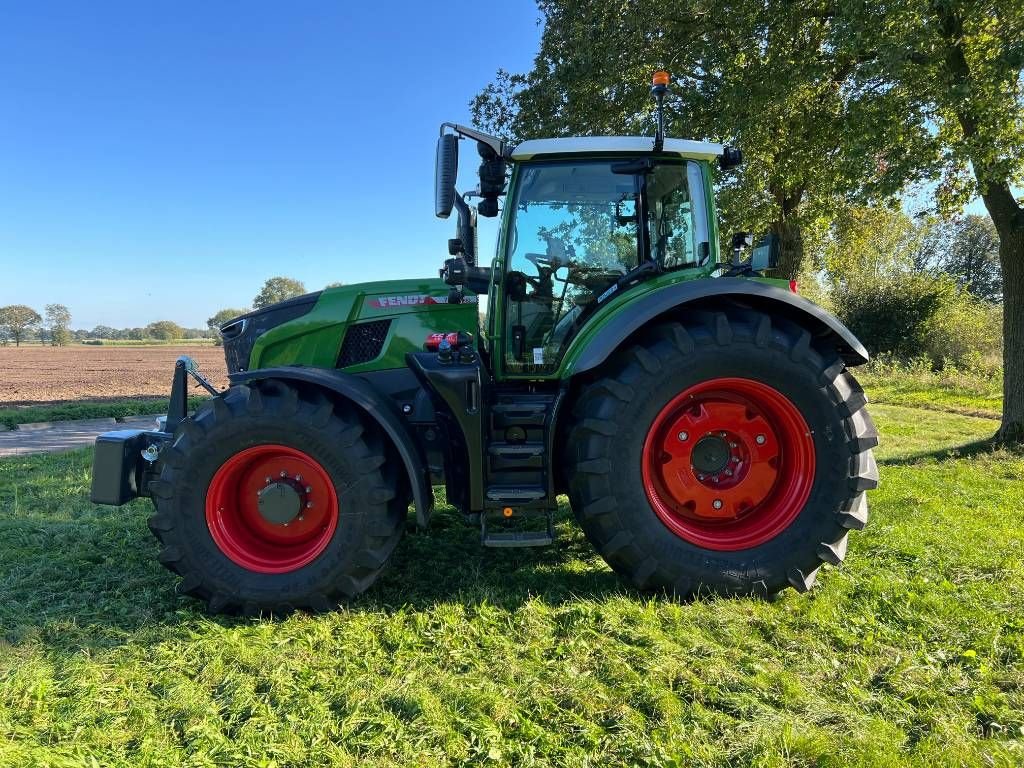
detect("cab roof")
(510, 136), (724, 161)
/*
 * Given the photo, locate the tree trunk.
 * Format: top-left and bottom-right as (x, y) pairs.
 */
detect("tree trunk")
(769, 188), (805, 280)
(770, 218), (805, 280)
(983, 185), (1024, 444)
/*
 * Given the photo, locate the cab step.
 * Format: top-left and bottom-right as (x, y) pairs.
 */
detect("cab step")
(482, 530), (555, 548)
(480, 507), (555, 548)
(485, 485), (546, 502)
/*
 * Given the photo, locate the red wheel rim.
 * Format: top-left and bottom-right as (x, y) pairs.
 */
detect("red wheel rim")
(641, 377), (815, 551)
(205, 444), (339, 573)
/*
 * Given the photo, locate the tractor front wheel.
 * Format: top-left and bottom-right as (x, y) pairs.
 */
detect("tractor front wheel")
(147, 380), (406, 614)
(566, 310), (878, 597)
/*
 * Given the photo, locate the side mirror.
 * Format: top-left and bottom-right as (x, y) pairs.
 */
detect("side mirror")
(435, 134), (459, 219)
(731, 231), (754, 250)
(477, 141), (506, 219)
(719, 146), (743, 170)
(751, 233), (780, 271)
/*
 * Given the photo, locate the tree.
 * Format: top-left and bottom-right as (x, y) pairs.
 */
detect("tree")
(817, 205), (927, 288)
(44, 303), (72, 346)
(0, 305), (42, 346)
(472, 0), (935, 278)
(849, 0), (1023, 441)
(939, 215), (1003, 302)
(90, 325), (116, 339)
(145, 320), (184, 340)
(207, 307), (250, 346)
(253, 277), (306, 309)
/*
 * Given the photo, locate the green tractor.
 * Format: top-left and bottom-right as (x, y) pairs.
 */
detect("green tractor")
(91, 73), (877, 614)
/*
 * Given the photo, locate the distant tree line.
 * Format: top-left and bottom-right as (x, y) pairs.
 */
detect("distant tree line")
(2, 277), (329, 346)
(0, 302), (214, 346)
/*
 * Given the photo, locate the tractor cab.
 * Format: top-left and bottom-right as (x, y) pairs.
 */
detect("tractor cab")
(436, 133), (728, 377)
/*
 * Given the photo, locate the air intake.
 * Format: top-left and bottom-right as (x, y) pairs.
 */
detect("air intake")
(337, 319), (391, 368)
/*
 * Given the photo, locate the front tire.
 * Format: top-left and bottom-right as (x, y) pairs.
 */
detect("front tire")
(148, 380), (406, 614)
(566, 310), (878, 597)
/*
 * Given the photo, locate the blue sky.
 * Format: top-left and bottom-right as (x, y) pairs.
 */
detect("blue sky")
(0, 2), (541, 329)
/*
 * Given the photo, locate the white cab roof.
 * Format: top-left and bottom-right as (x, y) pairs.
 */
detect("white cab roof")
(511, 136), (724, 161)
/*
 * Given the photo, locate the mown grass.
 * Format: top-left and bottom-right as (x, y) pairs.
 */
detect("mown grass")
(0, 404), (1022, 765)
(0, 396), (209, 430)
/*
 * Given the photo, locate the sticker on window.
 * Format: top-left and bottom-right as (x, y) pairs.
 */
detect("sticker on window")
(533, 347), (545, 365)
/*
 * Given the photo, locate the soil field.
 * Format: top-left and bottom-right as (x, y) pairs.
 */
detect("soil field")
(0, 346), (228, 405)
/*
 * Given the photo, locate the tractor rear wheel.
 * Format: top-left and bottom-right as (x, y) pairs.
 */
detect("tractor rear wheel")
(147, 380), (406, 614)
(566, 309), (878, 598)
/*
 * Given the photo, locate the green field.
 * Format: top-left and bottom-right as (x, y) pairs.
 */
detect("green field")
(1, 398), (1022, 765)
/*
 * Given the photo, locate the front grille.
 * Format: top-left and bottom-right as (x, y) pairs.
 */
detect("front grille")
(220, 292), (322, 374)
(337, 319), (391, 368)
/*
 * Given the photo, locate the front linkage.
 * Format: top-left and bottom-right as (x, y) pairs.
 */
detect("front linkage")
(90, 356), (218, 507)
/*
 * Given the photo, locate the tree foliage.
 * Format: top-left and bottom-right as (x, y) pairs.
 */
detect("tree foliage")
(44, 303), (72, 346)
(253, 277), (306, 309)
(145, 320), (184, 341)
(0, 305), (42, 346)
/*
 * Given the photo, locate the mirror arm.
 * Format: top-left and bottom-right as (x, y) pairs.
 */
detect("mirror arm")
(440, 122), (509, 159)
(452, 194), (476, 265)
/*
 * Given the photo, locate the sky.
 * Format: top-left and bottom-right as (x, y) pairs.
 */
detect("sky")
(0, 2), (542, 329)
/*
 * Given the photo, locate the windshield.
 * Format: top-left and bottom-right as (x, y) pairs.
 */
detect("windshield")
(503, 159), (709, 375)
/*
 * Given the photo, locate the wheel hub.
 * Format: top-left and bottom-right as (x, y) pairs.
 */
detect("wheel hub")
(690, 434), (732, 475)
(257, 481), (304, 525)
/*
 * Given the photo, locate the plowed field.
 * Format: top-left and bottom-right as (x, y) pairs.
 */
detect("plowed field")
(0, 346), (228, 405)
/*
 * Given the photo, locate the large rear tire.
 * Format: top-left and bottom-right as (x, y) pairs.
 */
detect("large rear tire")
(148, 380), (406, 614)
(566, 309), (878, 597)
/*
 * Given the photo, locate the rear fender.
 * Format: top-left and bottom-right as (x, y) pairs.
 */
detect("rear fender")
(230, 367), (433, 527)
(563, 277), (868, 377)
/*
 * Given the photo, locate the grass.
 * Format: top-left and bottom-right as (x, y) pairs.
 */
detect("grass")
(857, 358), (1003, 418)
(1, 402), (1022, 765)
(0, 397), (209, 430)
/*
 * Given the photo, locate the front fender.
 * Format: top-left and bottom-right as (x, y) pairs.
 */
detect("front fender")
(562, 277), (868, 377)
(229, 366), (433, 527)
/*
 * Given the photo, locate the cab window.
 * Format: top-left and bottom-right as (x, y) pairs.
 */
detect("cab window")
(503, 159), (708, 375)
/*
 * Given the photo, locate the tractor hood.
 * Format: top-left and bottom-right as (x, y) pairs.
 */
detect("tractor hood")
(221, 279), (480, 375)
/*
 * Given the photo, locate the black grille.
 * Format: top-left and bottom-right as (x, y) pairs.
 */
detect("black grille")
(337, 320), (391, 368)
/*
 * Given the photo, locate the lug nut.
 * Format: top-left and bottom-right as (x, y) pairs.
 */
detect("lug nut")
(697, 473), (706, 481)
(677, 431), (689, 442)
(265, 476), (272, 484)
(295, 474), (302, 483)
(724, 469), (733, 477)
(305, 486), (312, 493)
(280, 470), (287, 477)
(712, 475), (719, 483)
(306, 501), (314, 509)
(755, 434), (766, 445)
(713, 499), (723, 510)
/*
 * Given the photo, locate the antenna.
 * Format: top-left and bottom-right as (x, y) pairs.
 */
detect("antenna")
(651, 70), (669, 152)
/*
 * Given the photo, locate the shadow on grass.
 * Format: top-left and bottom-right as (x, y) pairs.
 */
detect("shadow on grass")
(0, 503), (626, 652)
(878, 436), (1006, 467)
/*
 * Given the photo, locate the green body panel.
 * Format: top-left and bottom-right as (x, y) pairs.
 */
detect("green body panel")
(249, 278), (480, 372)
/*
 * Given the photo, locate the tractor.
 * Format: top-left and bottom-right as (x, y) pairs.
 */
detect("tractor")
(91, 72), (877, 614)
